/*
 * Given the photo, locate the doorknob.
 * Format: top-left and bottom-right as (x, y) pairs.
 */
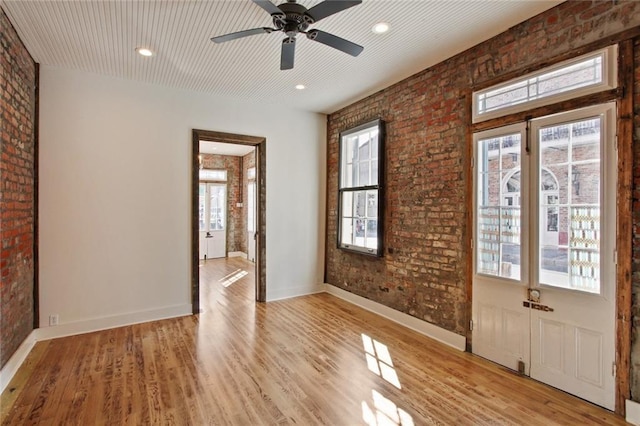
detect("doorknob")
(527, 288), (540, 303)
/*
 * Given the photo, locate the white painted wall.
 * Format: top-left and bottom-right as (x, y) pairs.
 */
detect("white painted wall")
(38, 66), (326, 329)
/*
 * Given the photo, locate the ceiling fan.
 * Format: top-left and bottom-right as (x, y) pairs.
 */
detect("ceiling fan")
(211, 0), (364, 70)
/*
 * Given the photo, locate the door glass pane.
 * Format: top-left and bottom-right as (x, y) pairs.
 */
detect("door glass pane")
(209, 185), (226, 231)
(247, 183), (255, 232)
(476, 133), (522, 280)
(199, 184), (206, 231)
(538, 117), (601, 293)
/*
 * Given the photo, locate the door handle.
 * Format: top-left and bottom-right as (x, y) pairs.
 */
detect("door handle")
(522, 301), (554, 312)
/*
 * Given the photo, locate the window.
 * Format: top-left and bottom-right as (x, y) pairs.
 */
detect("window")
(474, 105), (615, 294)
(199, 169), (227, 181)
(473, 46), (617, 122)
(338, 119), (385, 256)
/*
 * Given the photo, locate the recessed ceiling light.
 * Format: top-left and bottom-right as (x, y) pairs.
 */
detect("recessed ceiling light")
(295, 84), (306, 90)
(135, 47), (154, 57)
(372, 22), (390, 34)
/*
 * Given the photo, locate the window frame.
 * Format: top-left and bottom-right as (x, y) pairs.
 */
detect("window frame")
(472, 45), (618, 123)
(337, 119), (385, 257)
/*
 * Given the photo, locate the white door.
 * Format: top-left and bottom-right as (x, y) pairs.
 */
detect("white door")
(198, 183), (227, 259)
(472, 104), (616, 410)
(247, 181), (256, 262)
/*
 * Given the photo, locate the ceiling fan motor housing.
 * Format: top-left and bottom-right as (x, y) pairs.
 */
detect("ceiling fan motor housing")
(273, 2), (314, 35)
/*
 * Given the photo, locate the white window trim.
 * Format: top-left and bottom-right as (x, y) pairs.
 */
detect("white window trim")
(472, 45), (618, 123)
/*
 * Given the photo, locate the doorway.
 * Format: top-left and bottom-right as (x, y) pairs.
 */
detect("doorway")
(192, 129), (266, 314)
(471, 104), (617, 410)
(199, 182), (227, 260)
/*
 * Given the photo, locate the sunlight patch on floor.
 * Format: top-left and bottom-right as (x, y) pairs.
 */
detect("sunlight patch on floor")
(362, 390), (415, 426)
(219, 269), (248, 287)
(362, 334), (401, 389)
(361, 334), (413, 425)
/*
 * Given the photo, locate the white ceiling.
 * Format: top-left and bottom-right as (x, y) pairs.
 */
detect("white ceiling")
(1, 0), (561, 114)
(200, 141), (255, 156)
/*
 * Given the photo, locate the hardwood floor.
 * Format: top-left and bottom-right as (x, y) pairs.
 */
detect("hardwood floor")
(1, 257), (627, 425)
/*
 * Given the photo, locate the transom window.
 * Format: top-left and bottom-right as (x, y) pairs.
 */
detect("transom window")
(473, 46), (617, 123)
(338, 119), (385, 256)
(199, 169), (227, 181)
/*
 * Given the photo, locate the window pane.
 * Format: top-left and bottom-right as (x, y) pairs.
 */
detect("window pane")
(210, 185), (226, 231)
(358, 161), (369, 186)
(199, 184), (206, 231)
(358, 133), (371, 160)
(341, 218), (354, 246)
(366, 191), (378, 218)
(475, 132), (522, 280)
(355, 191), (367, 217)
(342, 192), (353, 217)
(200, 169), (227, 181)
(247, 167), (256, 180)
(366, 220), (378, 249)
(474, 48), (615, 122)
(539, 117), (602, 293)
(247, 183), (255, 232)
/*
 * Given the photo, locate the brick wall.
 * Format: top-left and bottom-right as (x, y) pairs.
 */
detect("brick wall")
(200, 154), (242, 253)
(0, 9), (37, 369)
(327, 1), (640, 339)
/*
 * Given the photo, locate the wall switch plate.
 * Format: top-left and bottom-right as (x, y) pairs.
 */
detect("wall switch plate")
(237, 203), (243, 207)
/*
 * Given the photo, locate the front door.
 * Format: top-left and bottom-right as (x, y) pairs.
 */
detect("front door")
(199, 182), (227, 259)
(472, 103), (616, 410)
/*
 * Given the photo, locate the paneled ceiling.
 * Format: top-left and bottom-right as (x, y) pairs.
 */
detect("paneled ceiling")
(1, 0), (561, 114)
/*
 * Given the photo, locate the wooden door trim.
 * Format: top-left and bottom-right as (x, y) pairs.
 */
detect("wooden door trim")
(614, 38), (633, 415)
(191, 129), (267, 314)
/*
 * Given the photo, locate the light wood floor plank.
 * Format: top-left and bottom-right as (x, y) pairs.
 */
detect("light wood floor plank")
(1, 257), (628, 425)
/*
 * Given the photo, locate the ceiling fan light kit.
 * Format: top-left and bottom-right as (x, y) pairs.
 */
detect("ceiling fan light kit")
(211, 0), (364, 70)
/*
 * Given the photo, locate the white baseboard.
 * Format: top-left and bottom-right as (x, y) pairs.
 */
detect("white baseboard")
(35, 304), (192, 341)
(0, 330), (38, 394)
(228, 251), (247, 258)
(267, 284), (325, 302)
(627, 400), (640, 425)
(324, 284), (466, 351)
(0, 304), (191, 393)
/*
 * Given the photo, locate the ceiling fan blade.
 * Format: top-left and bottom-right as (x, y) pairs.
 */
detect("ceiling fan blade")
(252, 0), (284, 16)
(306, 0), (361, 22)
(281, 37), (296, 70)
(211, 27), (273, 43)
(306, 29), (363, 57)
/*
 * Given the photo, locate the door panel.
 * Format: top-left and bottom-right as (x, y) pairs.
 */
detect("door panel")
(473, 104), (616, 410)
(529, 104), (615, 410)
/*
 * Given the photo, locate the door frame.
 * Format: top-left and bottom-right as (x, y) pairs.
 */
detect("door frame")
(191, 129), (267, 313)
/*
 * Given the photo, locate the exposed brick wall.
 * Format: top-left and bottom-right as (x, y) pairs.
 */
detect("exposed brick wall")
(0, 9), (36, 369)
(631, 37), (640, 401)
(326, 1), (640, 339)
(200, 154), (242, 253)
(241, 150), (256, 256)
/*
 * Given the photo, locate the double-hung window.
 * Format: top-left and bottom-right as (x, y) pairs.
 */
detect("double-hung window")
(338, 119), (385, 256)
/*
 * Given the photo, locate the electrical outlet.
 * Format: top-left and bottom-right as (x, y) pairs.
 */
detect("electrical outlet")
(49, 314), (59, 326)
